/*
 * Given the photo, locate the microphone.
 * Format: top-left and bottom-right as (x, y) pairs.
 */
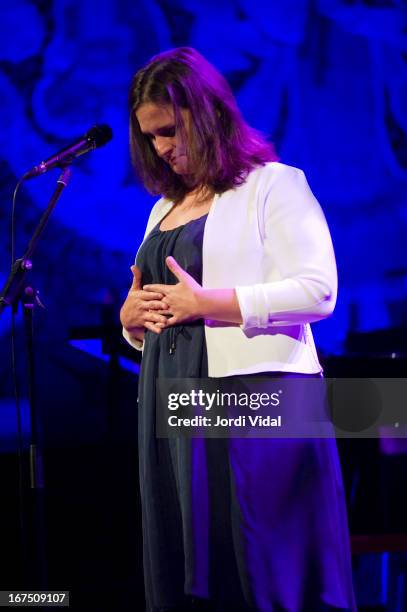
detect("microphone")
(23, 124), (113, 180)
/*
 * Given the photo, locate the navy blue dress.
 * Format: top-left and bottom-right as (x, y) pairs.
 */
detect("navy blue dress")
(136, 215), (355, 612)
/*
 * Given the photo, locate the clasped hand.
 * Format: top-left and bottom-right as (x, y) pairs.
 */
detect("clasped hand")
(120, 256), (203, 336)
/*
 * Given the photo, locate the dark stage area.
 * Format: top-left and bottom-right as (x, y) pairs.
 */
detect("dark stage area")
(1, 339), (145, 611)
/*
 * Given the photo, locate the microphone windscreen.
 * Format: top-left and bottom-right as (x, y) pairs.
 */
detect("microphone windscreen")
(87, 124), (113, 148)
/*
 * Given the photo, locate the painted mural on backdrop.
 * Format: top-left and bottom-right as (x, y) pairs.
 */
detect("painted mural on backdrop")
(0, 0), (406, 355)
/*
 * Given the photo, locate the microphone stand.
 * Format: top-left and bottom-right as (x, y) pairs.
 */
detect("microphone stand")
(0, 166), (72, 589)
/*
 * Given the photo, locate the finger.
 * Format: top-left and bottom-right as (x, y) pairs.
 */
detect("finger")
(147, 300), (169, 310)
(129, 290), (164, 301)
(144, 311), (168, 325)
(130, 265), (142, 291)
(165, 256), (190, 282)
(144, 321), (162, 334)
(143, 283), (170, 294)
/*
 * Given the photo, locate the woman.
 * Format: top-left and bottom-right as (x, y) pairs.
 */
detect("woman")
(121, 47), (355, 612)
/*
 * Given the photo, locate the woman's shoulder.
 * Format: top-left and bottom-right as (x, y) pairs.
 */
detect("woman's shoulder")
(143, 197), (174, 236)
(151, 196), (173, 215)
(249, 161), (306, 185)
(246, 161), (313, 201)
(149, 196), (174, 221)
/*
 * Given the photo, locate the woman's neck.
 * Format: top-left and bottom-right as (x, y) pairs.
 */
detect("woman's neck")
(176, 184), (214, 207)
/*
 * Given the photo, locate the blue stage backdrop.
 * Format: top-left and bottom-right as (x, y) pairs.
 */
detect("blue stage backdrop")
(0, 0), (406, 360)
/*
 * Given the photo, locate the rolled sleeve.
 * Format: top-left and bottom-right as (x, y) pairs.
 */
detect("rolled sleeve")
(235, 284), (269, 330)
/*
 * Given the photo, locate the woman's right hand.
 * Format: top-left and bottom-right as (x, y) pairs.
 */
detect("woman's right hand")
(120, 265), (169, 338)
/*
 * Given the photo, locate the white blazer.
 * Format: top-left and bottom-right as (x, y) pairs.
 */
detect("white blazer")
(123, 162), (337, 377)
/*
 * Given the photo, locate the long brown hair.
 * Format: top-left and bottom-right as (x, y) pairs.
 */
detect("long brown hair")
(129, 47), (277, 202)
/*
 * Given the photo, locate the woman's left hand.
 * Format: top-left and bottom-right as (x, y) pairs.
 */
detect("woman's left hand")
(143, 256), (203, 325)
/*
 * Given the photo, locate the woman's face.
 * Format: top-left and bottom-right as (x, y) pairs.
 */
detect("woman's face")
(136, 102), (191, 176)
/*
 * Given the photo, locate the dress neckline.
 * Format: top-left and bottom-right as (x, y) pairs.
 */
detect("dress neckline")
(158, 192), (218, 232)
(158, 212), (209, 233)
